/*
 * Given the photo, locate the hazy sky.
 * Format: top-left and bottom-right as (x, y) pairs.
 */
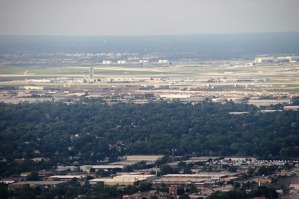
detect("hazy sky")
(0, 0), (299, 36)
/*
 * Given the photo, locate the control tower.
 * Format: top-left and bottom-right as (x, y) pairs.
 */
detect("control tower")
(89, 67), (94, 80)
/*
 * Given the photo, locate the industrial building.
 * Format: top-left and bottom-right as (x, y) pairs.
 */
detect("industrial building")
(153, 173), (238, 185)
(23, 86), (44, 90)
(80, 165), (124, 173)
(185, 157), (221, 164)
(283, 106), (299, 111)
(125, 155), (164, 163)
(118, 60), (127, 64)
(108, 155), (164, 167)
(47, 175), (87, 181)
(102, 60), (112, 64)
(89, 174), (156, 186)
(159, 94), (191, 100)
(255, 56), (299, 63)
(247, 99), (290, 107)
(158, 60), (169, 64)
(255, 57), (275, 63)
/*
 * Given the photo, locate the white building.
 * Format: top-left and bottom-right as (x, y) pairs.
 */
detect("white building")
(158, 60), (169, 64)
(284, 106), (299, 111)
(248, 99), (290, 107)
(25, 79), (51, 83)
(102, 60), (112, 64)
(80, 165), (124, 172)
(153, 173), (237, 185)
(159, 94), (190, 100)
(48, 175), (86, 181)
(24, 86), (44, 90)
(117, 60), (127, 64)
(89, 174), (156, 186)
(255, 57), (275, 63)
(126, 155), (164, 162)
(255, 56), (299, 63)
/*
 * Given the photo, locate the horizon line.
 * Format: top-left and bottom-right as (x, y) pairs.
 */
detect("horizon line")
(1, 31), (299, 37)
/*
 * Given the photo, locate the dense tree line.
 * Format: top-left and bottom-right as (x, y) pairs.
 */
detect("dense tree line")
(0, 101), (299, 176)
(0, 181), (279, 199)
(0, 179), (152, 199)
(209, 186), (278, 199)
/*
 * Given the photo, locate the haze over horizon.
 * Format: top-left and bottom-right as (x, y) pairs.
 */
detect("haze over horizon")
(1, 0), (299, 36)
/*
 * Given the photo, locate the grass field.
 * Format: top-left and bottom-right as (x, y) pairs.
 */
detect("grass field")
(1, 63), (299, 93)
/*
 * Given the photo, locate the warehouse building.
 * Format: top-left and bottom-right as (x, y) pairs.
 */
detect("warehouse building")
(153, 173), (238, 185)
(80, 165), (124, 173)
(89, 174), (156, 186)
(125, 155), (164, 163)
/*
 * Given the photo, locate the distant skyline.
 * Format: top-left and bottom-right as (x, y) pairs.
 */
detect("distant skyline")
(0, 0), (299, 36)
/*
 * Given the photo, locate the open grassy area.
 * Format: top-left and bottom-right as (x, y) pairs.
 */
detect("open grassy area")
(0, 63), (299, 93)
